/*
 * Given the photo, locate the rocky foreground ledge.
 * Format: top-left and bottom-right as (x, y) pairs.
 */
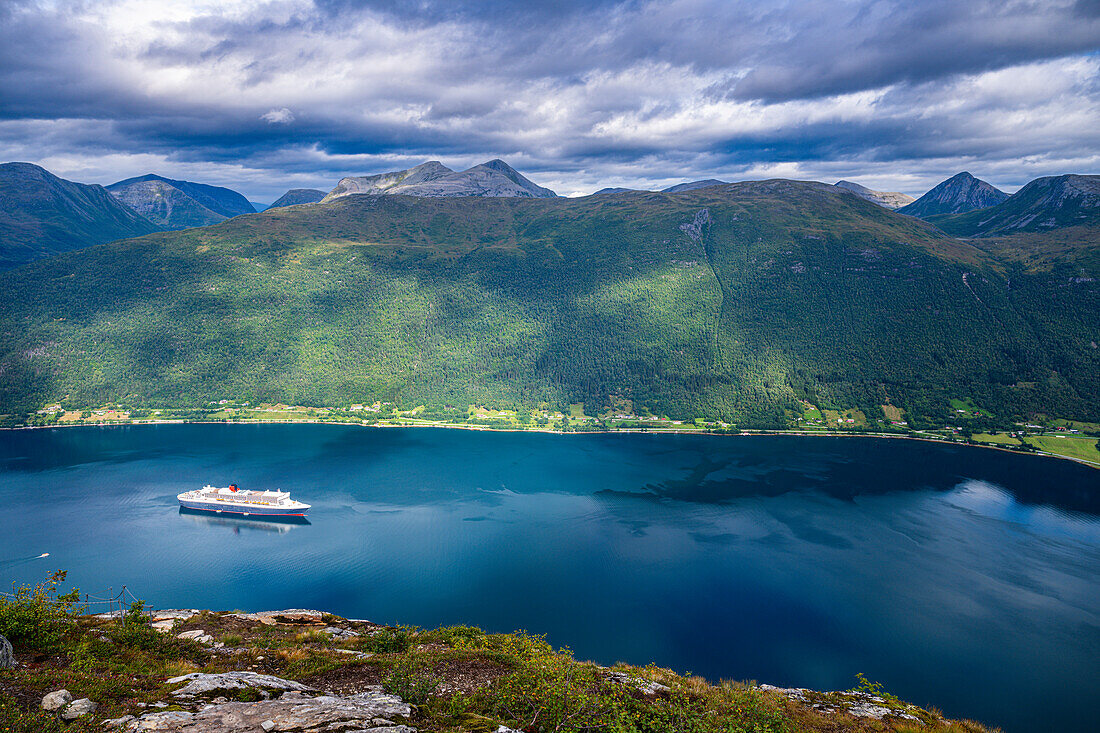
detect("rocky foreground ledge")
(1, 608), (999, 732)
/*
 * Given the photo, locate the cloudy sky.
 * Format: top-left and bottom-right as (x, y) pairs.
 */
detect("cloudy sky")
(1, 0), (1098, 200)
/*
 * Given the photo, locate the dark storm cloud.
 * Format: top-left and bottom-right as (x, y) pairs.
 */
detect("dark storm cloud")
(0, 0), (1097, 198)
(724, 1), (1100, 102)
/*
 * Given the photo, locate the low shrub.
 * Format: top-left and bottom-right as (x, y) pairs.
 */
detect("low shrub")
(492, 653), (623, 732)
(361, 626), (415, 654)
(382, 656), (440, 706)
(0, 571), (82, 651)
(0, 693), (67, 733)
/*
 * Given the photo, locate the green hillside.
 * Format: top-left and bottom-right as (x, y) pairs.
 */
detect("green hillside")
(0, 180), (1096, 428)
(0, 162), (159, 269)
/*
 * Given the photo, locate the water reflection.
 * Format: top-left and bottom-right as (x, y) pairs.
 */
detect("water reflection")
(944, 479), (1100, 544)
(178, 507), (310, 533)
(2, 424), (1098, 733)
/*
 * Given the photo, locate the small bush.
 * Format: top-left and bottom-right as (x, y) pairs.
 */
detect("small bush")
(491, 652), (622, 732)
(109, 603), (172, 653)
(0, 571), (82, 650)
(433, 625), (486, 648)
(361, 626), (415, 654)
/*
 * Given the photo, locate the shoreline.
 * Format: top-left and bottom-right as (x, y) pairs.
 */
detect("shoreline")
(3, 415), (1097, 469)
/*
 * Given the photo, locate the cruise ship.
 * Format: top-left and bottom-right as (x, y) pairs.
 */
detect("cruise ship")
(177, 484), (311, 517)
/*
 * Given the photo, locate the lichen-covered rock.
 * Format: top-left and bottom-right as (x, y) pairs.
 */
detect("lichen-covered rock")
(125, 688), (412, 732)
(226, 609), (325, 626)
(61, 698), (98, 720)
(167, 671), (314, 697)
(333, 648), (373, 660)
(323, 626), (360, 640)
(151, 610), (201, 622)
(42, 689), (73, 711)
(175, 629), (213, 644)
(0, 634), (14, 669)
(103, 715), (136, 728)
(759, 684), (808, 701)
(124, 711), (193, 731)
(606, 671), (670, 696)
(846, 701), (894, 719)
(760, 685), (923, 722)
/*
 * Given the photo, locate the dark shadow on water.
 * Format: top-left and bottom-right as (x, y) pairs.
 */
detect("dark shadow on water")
(603, 435), (1100, 514)
(178, 506), (311, 532)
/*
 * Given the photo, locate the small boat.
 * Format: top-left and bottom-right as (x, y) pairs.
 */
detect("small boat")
(177, 484), (311, 517)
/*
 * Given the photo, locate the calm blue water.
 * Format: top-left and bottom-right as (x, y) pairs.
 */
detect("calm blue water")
(1, 424), (1098, 731)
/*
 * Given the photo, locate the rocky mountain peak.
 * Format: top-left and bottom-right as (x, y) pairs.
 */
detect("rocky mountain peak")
(834, 180), (916, 210)
(106, 174), (255, 230)
(898, 172), (1008, 219)
(324, 159), (556, 200)
(931, 173), (1100, 235)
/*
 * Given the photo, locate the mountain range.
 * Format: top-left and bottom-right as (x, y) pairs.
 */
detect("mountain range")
(932, 174), (1100, 236)
(0, 176), (1094, 430)
(322, 159), (556, 201)
(106, 174), (255, 230)
(0, 162), (159, 269)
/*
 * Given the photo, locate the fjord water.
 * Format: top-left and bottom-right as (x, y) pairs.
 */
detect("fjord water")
(2, 425), (1098, 731)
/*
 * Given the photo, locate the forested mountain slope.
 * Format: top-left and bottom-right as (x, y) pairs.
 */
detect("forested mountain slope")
(0, 180), (1095, 427)
(268, 189), (326, 209)
(0, 162), (159, 269)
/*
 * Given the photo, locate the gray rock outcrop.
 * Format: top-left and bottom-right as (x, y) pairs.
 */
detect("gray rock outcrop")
(42, 689), (73, 711)
(151, 609), (202, 622)
(760, 685), (921, 722)
(606, 670), (671, 696)
(103, 715), (137, 728)
(226, 609), (326, 626)
(167, 671), (314, 697)
(0, 634), (14, 669)
(61, 698), (98, 720)
(323, 626), (360, 640)
(125, 687), (412, 732)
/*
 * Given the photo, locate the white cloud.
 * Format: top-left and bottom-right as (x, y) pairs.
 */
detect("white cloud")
(261, 107), (295, 124)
